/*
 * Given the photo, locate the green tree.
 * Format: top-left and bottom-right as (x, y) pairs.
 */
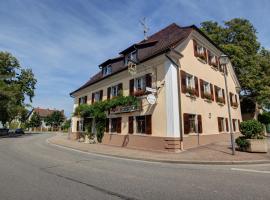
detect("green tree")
(28, 112), (42, 128)
(0, 51), (37, 126)
(200, 18), (270, 111)
(44, 111), (65, 129)
(61, 119), (71, 132)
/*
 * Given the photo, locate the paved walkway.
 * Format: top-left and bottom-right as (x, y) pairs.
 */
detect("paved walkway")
(48, 133), (270, 164)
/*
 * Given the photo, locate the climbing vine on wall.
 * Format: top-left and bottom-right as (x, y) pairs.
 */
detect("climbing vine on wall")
(74, 95), (139, 142)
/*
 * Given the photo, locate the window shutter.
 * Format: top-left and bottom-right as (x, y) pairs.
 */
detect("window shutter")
(225, 118), (229, 132)
(210, 84), (214, 101)
(183, 113), (190, 134)
(107, 87), (111, 100)
(180, 70), (186, 93)
(76, 121), (79, 132)
(233, 119), (236, 132)
(129, 79), (134, 96)
(229, 92), (233, 106)
(85, 96), (88, 104)
(145, 73), (152, 88)
(200, 79), (204, 98)
(197, 115), (202, 133)
(193, 40), (198, 57)
(92, 93), (95, 104)
(116, 117), (122, 133)
(215, 56), (219, 67)
(128, 116), (134, 134)
(238, 120), (241, 131)
(207, 50), (211, 65)
(145, 115), (152, 135)
(222, 89), (225, 104)
(118, 83), (123, 96)
(218, 117), (222, 132)
(235, 94), (238, 107)
(105, 118), (109, 132)
(194, 76), (199, 97)
(214, 86), (218, 102)
(204, 48), (207, 62)
(100, 90), (103, 101)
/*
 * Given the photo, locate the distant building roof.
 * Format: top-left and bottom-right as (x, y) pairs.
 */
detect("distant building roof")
(33, 107), (64, 118)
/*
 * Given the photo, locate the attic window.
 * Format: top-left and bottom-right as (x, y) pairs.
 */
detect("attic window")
(102, 65), (112, 76)
(125, 50), (137, 65)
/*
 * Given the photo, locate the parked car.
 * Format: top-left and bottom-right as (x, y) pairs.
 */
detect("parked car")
(0, 128), (9, 136)
(15, 128), (25, 135)
(8, 128), (24, 136)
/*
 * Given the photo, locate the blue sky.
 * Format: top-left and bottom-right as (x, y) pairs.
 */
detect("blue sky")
(0, 0), (269, 117)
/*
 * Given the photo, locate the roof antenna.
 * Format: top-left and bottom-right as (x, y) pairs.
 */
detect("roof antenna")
(139, 17), (149, 40)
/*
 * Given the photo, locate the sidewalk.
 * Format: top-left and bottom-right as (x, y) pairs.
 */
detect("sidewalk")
(48, 133), (270, 164)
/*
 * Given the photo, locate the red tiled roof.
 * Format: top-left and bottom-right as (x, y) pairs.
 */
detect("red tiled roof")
(70, 23), (194, 96)
(33, 108), (64, 118)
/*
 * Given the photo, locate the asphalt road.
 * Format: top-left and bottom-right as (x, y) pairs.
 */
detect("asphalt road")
(0, 133), (269, 200)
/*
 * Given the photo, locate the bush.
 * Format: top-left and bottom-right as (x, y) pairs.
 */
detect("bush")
(258, 112), (270, 125)
(240, 120), (264, 139)
(235, 136), (250, 151)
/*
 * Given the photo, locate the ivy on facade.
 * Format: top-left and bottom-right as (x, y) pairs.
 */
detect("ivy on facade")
(74, 95), (139, 142)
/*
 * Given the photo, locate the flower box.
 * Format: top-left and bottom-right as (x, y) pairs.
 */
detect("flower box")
(232, 102), (238, 108)
(246, 139), (268, 153)
(204, 92), (212, 101)
(134, 90), (146, 97)
(186, 87), (196, 96)
(217, 97), (224, 104)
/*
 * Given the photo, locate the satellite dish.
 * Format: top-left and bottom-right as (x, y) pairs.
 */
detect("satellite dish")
(147, 94), (156, 105)
(128, 61), (137, 76)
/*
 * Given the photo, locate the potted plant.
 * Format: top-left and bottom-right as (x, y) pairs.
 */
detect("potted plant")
(235, 120), (268, 153)
(217, 97), (224, 104)
(232, 102), (238, 107)
(186, 87), (196, 96)
(204, 92), (212, 101)
(134, 89), (145, 97)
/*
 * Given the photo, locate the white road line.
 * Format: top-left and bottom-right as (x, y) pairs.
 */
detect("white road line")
(46, 138), (163, 164)
(231, 168), (270, 174)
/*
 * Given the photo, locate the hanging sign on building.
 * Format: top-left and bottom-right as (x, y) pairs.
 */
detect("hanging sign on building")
(146, 87), (157, 93)
(110, 105), (139, 114)
(146, 94), (156, 105)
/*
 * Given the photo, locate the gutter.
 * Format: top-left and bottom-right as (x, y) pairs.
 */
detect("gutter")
(165, 51), (184, 150)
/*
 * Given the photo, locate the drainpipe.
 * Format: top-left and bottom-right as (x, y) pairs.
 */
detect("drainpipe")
(165, 53), (184, 150)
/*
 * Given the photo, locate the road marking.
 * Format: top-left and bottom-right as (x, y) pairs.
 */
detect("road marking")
(46, 138), (161, 164)
(231, 168), (270, 174)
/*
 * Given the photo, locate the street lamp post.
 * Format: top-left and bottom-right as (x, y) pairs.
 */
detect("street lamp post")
(219, 55), (236, 155)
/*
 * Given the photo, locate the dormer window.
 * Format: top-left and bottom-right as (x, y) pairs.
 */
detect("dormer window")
(102, 65), (112, 76)
(125, 50), (137, 65)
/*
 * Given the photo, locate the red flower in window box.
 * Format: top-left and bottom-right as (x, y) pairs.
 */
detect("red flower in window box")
(134, 89), (146, 97)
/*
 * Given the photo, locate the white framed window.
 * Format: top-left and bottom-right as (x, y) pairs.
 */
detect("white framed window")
(203, 82), (211, 94)
(217, 88), (223, 98)
(221, 118), (225, 132)
(197, 45), (204, 56)
(102, 65), (112, 76)
(111, 85), (118, 97)
(125, 50), (137, 65)
(94, 92), (100, 102)
(136, 116), (146, 134)
(189, 114), (197, 133)
(135, 76), (146, 91)
(186, 74), (195, 89)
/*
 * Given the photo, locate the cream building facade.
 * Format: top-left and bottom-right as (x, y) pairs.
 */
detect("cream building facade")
(70, 23), (242, 151)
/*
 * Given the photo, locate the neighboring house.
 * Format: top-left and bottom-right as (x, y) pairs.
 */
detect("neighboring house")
(27, 107), (64, 131)
(70, 23), (242, 151)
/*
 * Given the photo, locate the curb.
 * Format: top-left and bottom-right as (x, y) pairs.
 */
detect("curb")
(47, 136), (270, 165)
